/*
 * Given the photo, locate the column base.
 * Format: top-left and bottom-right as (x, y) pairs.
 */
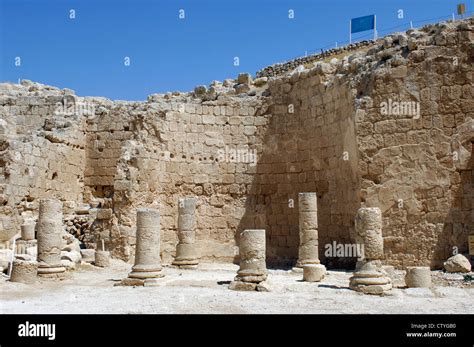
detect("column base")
(349, 261), (392, 295)
(128, 271), (165, 280)
(118, 277), (164, 287)
(37, 265), (66, 278)
(236, 269), (267, 283)
(229, 280), (270, 292)
(172, 259), (199, 269)
(303, 264), (326, 282)
(292, 259), (320, 273)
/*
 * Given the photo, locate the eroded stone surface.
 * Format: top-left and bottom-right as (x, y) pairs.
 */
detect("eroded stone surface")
(444, 254), (472, 273)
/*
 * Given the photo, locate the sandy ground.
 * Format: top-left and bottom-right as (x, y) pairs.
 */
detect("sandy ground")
(1, 260), (473, 314)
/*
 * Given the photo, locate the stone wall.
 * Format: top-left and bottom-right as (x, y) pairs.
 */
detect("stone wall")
(84, 95), (270, 263)
(354, 20), (474, 268)
(0, 84), (86, 240)
(0, 17), (472, 269)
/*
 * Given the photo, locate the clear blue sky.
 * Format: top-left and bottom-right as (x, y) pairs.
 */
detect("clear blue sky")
(0, 0), (472, 100)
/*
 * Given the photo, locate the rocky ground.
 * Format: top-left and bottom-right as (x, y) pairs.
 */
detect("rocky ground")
(1, 261), (472, 314)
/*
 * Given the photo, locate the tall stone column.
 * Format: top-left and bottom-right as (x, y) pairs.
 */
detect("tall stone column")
(36, 199), (66, 278)
(121, 208), (164, 286)
(229, 229), (268, 291)
(172, 197), (199, 268)
(349, 207), (392, 295)
(293, 193), (325, 280)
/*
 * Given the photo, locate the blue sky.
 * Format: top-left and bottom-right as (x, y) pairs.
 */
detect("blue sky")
(0, 0), (472, 100)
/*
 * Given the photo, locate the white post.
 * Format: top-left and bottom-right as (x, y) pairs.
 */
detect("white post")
(374, 15), (377, 40)
(349, 19), (352, 44)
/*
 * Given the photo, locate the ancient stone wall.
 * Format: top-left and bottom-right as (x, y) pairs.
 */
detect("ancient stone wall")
(354, 20), (474, 268)
(256, 72), (360, 267)
(0, 17), (472, 269)
(86, 95), (271, 263)
(0, 84), (86, 240)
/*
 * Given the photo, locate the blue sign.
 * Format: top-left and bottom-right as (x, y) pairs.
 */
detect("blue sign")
(351, 15), (375, 34)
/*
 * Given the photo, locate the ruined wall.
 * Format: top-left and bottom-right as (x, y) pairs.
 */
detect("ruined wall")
(354, 20), (474, 268)
(1, 18), (472, 269)
(0, 84), (86, 240)
(84, 93), (270, 263)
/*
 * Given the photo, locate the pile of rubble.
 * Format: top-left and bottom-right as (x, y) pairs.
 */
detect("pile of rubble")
(256, 40), (374, 78)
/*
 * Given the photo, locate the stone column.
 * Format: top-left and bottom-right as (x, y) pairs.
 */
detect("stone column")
(121, 208), (164, 286)
(229, 229), (267, 291)
(349, 207), (392, 295)
(355, 207), (384, 261)
(405, 266), (432, 288)
(95, 251), (110, 267)
(36, 199), (66, 278)
(10, 259), (37, 284)
(172, 197), (199, 268)
(293, 193), (326, 280)
(16, 223), (37, 257)
(94, 239), (110, 267)
(21, 224), (35, 241)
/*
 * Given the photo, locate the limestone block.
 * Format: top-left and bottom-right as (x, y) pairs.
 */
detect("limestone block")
(80, 249), (96, 263)
(96, 208), (113, 220)
(237, 73), (252, 85)
(443, 254), (471, 273)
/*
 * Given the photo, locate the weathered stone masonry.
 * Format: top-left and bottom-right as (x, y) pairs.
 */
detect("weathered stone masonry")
(0, 18), (472, 269)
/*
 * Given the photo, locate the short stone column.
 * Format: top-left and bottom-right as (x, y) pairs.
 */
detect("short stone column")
(10, 259), (38, 284)
(16, 223), (37, 257)
(95, 240), (110, 268)
(405, 266), (432, 288)
(95, 251), (110, 267)
(21, 224), (35, 240)
(293, 193), (326, 280)
(172, 197), (199, 268)
(349, 207), (392, 295)
(120, 208), (164, 286)
(303, 264), (326, 282)
(36, 199), (66, 278)
(229, 229), (267, 291)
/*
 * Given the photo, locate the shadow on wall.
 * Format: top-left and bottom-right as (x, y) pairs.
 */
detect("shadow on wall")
(435, 124), (473, 268)
(236, 79), (361, 270)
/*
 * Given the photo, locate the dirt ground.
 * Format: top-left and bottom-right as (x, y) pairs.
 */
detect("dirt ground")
(1, 260), (473, 314)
